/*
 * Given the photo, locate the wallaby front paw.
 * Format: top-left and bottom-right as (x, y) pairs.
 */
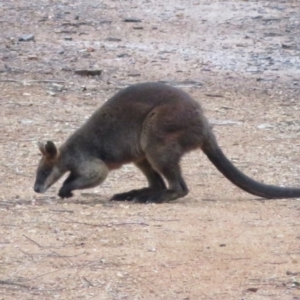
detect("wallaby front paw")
(58, 187), (74, 199)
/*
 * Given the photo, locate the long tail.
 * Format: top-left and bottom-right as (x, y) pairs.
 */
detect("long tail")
(202, 136), (300, 199)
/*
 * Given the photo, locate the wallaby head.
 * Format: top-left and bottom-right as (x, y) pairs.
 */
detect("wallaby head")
(34, 139), (110, 199)
(34, 141), (65, 194)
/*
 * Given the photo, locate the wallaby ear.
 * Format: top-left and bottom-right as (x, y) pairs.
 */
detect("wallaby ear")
(38, 141), (46, 156)
(44, 141), (58, 159)
(37, 141), (57, 158)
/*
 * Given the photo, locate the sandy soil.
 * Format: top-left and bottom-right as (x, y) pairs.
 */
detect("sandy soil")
(1, 0), (300, 299)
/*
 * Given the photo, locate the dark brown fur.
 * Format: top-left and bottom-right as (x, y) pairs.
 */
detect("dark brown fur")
(34, 82), (300, 202)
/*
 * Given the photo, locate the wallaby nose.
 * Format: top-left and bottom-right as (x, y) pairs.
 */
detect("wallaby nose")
(34, 184), (41, 193)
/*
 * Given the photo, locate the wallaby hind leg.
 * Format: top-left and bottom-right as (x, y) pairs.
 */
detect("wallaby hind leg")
(133, 148), (189, 203)
(111, 158), (166, 201)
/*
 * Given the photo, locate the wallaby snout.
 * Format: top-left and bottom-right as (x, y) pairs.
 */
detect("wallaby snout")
(33, 183), (45, 194)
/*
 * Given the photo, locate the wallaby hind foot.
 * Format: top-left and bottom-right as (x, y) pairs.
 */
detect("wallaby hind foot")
(137, 189), (188, 203)
(110, 158), (170, 202)
(110, 187), (164, 202)
(111, 188), (188, 203)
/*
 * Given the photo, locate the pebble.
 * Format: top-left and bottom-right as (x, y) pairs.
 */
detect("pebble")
(47, 91), (56, 96)
(74, 69), (102, 77)
(18, 34), (35, 42)
(27, 55), (38, 60)
(106, 37), (121, 42)
(51, 83), (64, 92)
(123, 18), (141, 23)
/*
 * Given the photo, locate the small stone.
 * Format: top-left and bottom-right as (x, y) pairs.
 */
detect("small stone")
(106, 37), (121, 42)
(19, 118), (33, 125)
(18, 34), (35, 42)
(246, 287), (258, 293)
(292, 281), (300, 287)
(74, 69), (102, 77)
(258, 123), (273, 129)
(51, 83), (64, 92)
(147, 248), (156, 252)
(128, 73), (141, 77)
(123, 18), (142, 23)
(117, 53), (130, 58)
(47, 91), (56, 96)
(28, 55), (38, 60)
(286, 270), (300, 276)
(264, 32), (282, 37)
(282, 43), (294, 49)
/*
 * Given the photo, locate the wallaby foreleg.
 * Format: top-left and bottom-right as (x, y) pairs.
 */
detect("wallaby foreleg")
(59, 160), (108, 198)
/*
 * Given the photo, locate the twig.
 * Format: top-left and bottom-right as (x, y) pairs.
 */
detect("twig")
(48, 209), (74, 213)
(0, 280), (30, 289)
(27, 80), (66, 83)
(23, 234), (43, 248)
(30, 268), (69, 280)
(18, 248), (34, 261)
(263, 261), (288, 265)
(205, 93), (224, 98)
(151, 218), (180, 222)
(0, 79), (65, 84)
(0, 79), (21, 83)
(48, 250), (73, 267)
(0, 279), (65, 292)
(115, 221), (149, 226)
(61, 219), (149, 227)
(52, 251), (86, 258)
(23, 234), (73, 266)
(81, 276), (94, 287)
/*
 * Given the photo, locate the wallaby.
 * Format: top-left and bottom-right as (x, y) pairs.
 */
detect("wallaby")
(34, 82), (300, 202)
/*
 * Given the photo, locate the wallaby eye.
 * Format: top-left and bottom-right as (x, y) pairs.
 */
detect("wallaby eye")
(42, 170), (50, 176)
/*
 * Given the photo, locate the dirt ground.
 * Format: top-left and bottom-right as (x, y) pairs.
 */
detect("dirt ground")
(1, 0), (300, 299)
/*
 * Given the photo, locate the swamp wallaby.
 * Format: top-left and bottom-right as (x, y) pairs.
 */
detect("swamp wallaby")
(34, 82), (300, 202)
